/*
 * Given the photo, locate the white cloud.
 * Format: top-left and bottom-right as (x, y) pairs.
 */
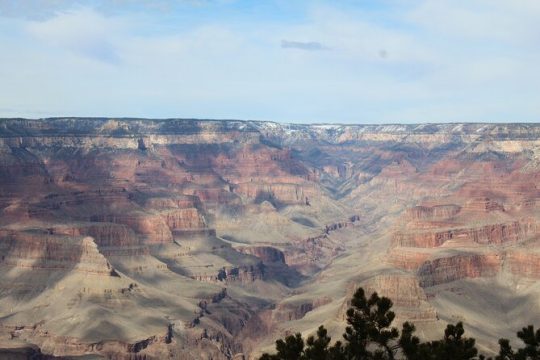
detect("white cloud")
(0, 1), (539, 123)
(25, 7), (127, 63)
(408, 0), (540, 45)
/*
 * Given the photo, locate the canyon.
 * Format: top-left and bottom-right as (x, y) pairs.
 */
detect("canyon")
(1, 119), (540, 359)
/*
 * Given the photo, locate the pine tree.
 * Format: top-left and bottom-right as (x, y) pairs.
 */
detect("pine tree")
(342, 287), (400, 359)
(260, 333), (305, 360)
(259, 287), (507, 360)
(496, 325), (540, 360)
(304, 326), (334, 360)
(426, 322), (479, 360)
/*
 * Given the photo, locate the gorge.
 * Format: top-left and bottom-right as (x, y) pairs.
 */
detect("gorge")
(1, 118), (540, 359)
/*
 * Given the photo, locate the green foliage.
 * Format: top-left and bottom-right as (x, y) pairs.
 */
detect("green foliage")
(398, 322), (426, 360)
(496, 338), (515, 360)
(260, 333), (304, 360)
(259, 287), (538, 360)
(305, 326), (333, 360)
(496, 325), (540, 360)
(422, 322), (479, 360)
(342, 287), (400, 359)
(259, 326), (343, 360)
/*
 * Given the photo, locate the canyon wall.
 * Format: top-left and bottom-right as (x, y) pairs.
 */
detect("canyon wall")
(2, 118), (540, 359)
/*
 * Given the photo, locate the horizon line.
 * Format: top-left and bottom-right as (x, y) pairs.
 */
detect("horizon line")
(0, 117), (539, 127)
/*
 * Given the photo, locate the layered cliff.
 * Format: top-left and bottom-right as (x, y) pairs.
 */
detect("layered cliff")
(2, 118), (540, 359)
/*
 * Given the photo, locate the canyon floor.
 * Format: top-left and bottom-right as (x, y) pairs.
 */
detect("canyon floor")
(1, 118), (540, 359)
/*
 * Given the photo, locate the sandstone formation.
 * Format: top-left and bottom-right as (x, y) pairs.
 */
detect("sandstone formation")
(2, 118), (540, 358)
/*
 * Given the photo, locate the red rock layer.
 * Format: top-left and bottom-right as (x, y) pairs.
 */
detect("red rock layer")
(90, 213), (173, 245)
(273, 297), (332, 322)
(144, 195), (200, 210)
(406, 205), (461, 221)
(0, 230), (114, 275)
(190, 264), (265, 284)
(417, 253), (501, 287)
(236, 246), (286, 264)
(393, 221), (535, 248)
(233, 182), (316, 206)
(50, 223), (139, 248)
(340, 274), (437, 323)
(161, 208), (206, 230)
(387, 248), (432, 270)
(4, 323), (173, 360)
(506, 250), (540, 278)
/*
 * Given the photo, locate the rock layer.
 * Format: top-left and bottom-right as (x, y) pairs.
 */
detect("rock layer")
(3, 119), (540, 358)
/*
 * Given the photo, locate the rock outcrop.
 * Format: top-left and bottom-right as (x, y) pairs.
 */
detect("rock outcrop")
(236, 246), (286, 264)
(393, 221), (535, 248)
(0, 230), (116, 276)
(339, 274), (438, 323)
(3, 118), (540, 358)
(273, 297), (332, 322)
(506, 250), (540, 278)
(417, 253), (501, 287)
(191, 264), (265, 284)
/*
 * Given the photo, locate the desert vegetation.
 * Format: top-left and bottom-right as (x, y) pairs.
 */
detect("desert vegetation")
(261, 287), (540, 360)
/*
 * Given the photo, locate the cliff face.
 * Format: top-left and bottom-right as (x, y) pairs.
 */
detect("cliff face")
(3, 118), (540, 358)
(236, 246), (286, 264)
(506, 250), (540, 278)
(417, 253), (502, 287)
(0, 230), (115, 275)
(393, 221), (533, 248)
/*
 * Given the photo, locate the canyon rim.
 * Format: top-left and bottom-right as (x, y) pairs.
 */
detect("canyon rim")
(1, 118), (540, 359)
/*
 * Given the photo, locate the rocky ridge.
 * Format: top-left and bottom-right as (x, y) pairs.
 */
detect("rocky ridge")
(2, 118), (540, 358)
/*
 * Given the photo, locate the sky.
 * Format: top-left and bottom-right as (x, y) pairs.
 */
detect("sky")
(0, 0), (539, 124)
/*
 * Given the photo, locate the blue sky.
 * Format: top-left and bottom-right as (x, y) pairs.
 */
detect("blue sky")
(0, 0), (539, 123)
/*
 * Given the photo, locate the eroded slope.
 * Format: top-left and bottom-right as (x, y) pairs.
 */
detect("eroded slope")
(1, 119), (540, 358)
